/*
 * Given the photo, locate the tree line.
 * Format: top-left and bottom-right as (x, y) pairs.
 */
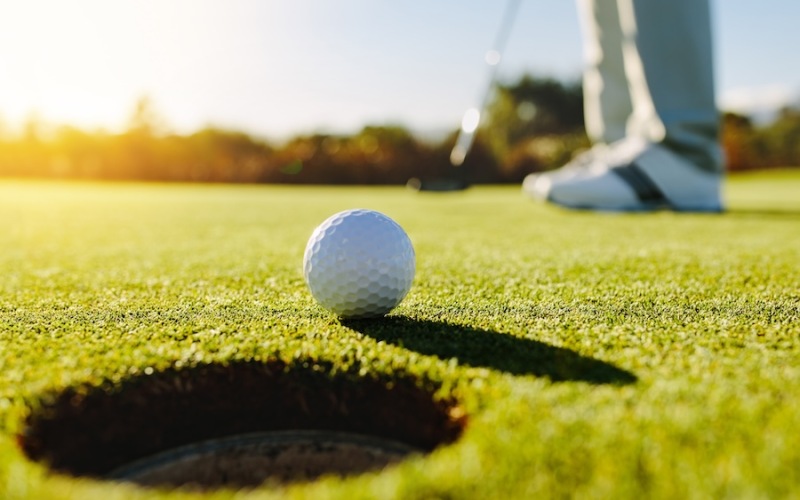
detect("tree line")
(0, 75), (796, 184)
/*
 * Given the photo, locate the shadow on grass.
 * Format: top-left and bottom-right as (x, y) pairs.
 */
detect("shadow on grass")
(342, 317), (636, 385)
(724, 208), (800, 219)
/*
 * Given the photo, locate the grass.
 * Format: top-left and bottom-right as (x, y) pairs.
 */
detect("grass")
(1, 169), (799, 499)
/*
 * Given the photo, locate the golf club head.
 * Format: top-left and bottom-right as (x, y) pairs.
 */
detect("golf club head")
(406, 177), (470, 192)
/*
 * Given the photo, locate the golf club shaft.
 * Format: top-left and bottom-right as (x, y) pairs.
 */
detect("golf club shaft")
(450, 0), (523, 166)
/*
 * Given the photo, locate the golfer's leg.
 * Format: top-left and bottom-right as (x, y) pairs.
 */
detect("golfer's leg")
(618, 0), (722, 174)
(576, 0), (632, 145)
(521, 0), (633, 199)
(525, 0), (722, 211)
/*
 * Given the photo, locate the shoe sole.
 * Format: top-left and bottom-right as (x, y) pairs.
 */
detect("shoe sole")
(547, 195), (724, 213)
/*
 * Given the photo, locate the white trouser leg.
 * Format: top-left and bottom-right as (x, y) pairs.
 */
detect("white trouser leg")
(616, 0), (722, 174)
(526, 0), (723, 209)
(576, 0), (631, 145)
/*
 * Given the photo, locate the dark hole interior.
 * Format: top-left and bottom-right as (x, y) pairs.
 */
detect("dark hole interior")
(18, 360), (466, 489)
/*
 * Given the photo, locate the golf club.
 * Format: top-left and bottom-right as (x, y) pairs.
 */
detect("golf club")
(450, 0), (523, 168)
(409, 0), (523, 192)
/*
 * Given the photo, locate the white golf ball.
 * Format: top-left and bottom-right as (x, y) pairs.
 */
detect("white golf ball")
(303, 209), (415, 319)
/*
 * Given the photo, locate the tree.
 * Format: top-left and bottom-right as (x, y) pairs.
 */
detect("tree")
(480, 74), (588, 179)
(721, 112), (755, 171)
(483, 74), (584, 154)
(126, 96), (168, 138)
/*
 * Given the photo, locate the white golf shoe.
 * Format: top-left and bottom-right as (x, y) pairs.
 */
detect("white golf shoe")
(522, 139), (723, 212)
(522, 143), (611, 202)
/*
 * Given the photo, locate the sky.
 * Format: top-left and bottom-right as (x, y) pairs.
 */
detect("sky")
(0, 0), (798, 140)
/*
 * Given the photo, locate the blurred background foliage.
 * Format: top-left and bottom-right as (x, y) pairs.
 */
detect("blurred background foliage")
(1, 74), (797, 184)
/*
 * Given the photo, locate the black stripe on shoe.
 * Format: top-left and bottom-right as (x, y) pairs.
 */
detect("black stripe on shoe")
(612, 163), (666, 203)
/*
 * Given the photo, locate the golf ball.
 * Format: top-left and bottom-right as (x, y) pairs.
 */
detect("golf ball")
(303, 209), (415, 318)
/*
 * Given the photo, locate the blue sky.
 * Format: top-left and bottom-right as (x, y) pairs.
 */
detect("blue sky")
(0, 0), (798, 139)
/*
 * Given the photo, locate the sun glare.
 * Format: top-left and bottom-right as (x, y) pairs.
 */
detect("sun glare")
(0, 1), (136, 131)
(0, 1), (295, 134)
(460, 108), (481, 134)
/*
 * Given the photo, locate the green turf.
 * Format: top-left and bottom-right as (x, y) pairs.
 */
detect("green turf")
(1, 170), (799, 499)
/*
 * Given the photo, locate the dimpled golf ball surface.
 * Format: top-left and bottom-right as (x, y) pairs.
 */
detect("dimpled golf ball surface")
(304, 209), (415, 318)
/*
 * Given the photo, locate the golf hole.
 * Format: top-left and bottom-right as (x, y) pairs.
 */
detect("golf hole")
(18, 360), (466, 490)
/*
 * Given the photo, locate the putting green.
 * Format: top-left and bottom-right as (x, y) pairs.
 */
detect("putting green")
(1, 170), (799, 498)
